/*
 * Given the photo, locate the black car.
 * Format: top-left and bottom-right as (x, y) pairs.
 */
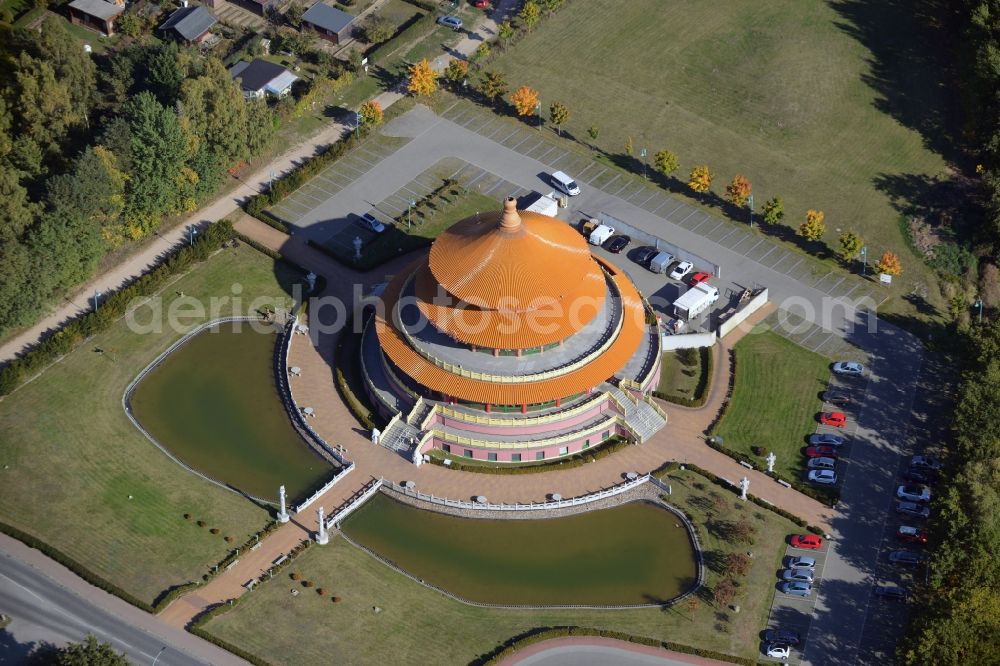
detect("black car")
(874, 585), (909, 601)
(606, 235), (631, 254)
(763, 628), (801, 646)
(904, 468), (938, 485)
(634, 246), (658, 266)
(821, 391), (851, 406)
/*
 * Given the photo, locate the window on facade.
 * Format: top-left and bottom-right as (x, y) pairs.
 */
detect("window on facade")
(583, 440), (590, 449)
(601, 430), (611, 440)
(558, 446), (569, 456)
(464, 449), (473, 458)
(536, 451), (545, 460)
(512, 453), (522, 462)
(442, 444), (451, 453)
(488, 452), (497, 461)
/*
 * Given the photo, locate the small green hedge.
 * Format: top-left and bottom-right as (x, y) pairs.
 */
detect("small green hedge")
(189, 597), (276, 666)
(473, 626), (754, 666)
(426, 437), (629, 474)
(654, 345), (714, 407)
(0, 220), (235, 397)
(333, 319), (380, 430)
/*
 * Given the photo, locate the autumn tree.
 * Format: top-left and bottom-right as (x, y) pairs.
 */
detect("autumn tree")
(549, 101), (569, 135)
(471, 42), (491, 64)
(761, 196), (784, 225)
(510, 85), (539, 117)
(624, 135), (634, 156)
(359, 99), (383, 126)
(688, 165), (713, 193)
(798, 209), (826, 241)
(654, 149), (679, 176)
(731, 517), (756, 544)
(406, 58), (437, 96)
(443, 59), (468, 89)
(725, 175), (752, 207)
(477, 70), (508, 103)
(723, 552), (753, 577)
(876, 250), (903, 276)
(587, 126), (599, 142)
(519, 0), (540, 31)
(713, 578), (737, 607)
(839, 230), (863, 262)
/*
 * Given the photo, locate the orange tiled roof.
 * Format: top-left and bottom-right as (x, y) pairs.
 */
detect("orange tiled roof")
(374, 256), (646, 405)
(413, 261), (606, 350)
(428, 200), (605, 312)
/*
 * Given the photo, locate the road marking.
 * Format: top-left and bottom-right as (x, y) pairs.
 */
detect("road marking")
(673, 209), (699, 227)
(536, 145), (559, 164)
(824, 276), (846, 295)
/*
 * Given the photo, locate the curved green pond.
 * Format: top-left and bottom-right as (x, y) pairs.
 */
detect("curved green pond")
(129, 324), (332, 502)
(341, 494), (699, 605)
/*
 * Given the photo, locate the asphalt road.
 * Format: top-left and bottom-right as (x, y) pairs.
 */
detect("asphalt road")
(0, 541), (240, 665)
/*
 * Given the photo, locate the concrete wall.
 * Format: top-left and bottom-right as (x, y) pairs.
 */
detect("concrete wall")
(717, 288), (769, 339)
(661, 332), (716, 350)
(594, 212), (722, 279)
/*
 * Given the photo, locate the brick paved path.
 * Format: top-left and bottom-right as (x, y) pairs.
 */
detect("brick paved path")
(157, 217), (835, 629)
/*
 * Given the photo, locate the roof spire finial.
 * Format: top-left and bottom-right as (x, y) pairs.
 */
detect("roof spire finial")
(500, 197), (522, 231)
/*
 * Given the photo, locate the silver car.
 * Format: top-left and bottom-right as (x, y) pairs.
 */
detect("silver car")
(808, 469), (837, 485)
(808, 433), (845, 447)
(897, 484), (931, 503)
(787, 555), (816, 569)
(436, 15), (463, 29)
(832, 361), (864, 376)
(808, 457), (837, 471)
(669, 260), (693, 281)
(896, 501), (930, 519)
(780, 581), (812, 597)
(781, 568), (815, 583)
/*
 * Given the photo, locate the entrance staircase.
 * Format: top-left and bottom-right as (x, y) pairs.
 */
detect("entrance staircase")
(604, 384), (667, 443)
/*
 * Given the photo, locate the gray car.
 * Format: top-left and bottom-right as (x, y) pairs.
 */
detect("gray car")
(436, 15), (462, 29)
(781, 568), (815, 583)
(786, 555), (817, 569)
(808, 433), (845, 447)
(888, 550), (925, 566)
(896, 501), (930, 519)
(779, 581), (812, 597)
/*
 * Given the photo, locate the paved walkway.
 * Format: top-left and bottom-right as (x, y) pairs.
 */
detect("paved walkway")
(158, 215), (834, 629)
(503, 637), (738, 666)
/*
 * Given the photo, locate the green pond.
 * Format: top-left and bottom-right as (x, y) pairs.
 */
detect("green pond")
(129, 324), (333, 503)
(341, 494), (699, 605)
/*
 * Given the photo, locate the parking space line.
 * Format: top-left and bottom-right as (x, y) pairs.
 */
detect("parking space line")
(730, 233), (758, 253)
(536, 145), (560, 164)
(576, 162), (600, 180)
(673, 209), (699, 228)
(497, 128), (521, 145)
(755, 245), (777, 264)
(659, 200), (687, 218)
(610, 180), (632, 197)
(810, 332), (837, 353)
(717, 226), (740, 244)
(784, 257), (804, 276)
(510, 134), (535, 152)
(636, 191), (659, 209)
(824, 276), (846, 295)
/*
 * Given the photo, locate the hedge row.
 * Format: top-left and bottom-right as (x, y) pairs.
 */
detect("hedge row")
(0, 520), (155, 613)
(333, 321), (380, 430)
(474, 626), (754, 666)
(0, 220), (236, 397)
(705, 348), (737, 434)
(233, 231), (282, 261)
(653, 345), (715, 408)
(426, 437), (629, 475)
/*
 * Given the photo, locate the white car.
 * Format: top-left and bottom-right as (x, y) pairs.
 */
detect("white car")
(669, 261), (694, 281)
(360, 212), (385, 233)
(787, 555), (816, 569)
(897, 484), (931, 502)
(436, 15), (462, 29)
(781, 568), (815, 583)
(808, 469), (837, 485)
(832, 361), (865, 376)
(807, 457), (836, 471)
(766, 642), (791, 660)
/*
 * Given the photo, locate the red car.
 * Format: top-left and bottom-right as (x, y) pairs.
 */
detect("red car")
(896, 526), (929, 544)
(473, 0), (490, 7)
(689, 271), (712, 286)
(805, 446), (839, 459)
(790, 534), (823, 550)
(819, 412), (847, 428)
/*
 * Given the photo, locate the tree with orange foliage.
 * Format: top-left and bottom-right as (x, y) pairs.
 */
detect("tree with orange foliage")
(798, 209), (826, 241)
(876, 250), (903, 276)
(688, 165), (713, 193)
(510, 85), (539, 117)
(406, 59), (437, 96)
(358, 100), (383, 126)
(725, 175), (752, 207)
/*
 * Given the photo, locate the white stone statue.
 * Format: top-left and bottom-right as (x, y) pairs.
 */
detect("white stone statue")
(277, 485), (290, 523)
(371, 427), (381, 445)
(353, 236), (363, 260)
(739, 476), (750, 501)
(766, 452), (777, 474)
(305, 272), (317, 292)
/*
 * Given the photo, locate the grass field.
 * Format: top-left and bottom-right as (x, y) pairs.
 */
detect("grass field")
(203, 468), (799, 665)
(713, 331), (830, 481)
(0, 245), (297, 603)
(489, 0), (953, 319)
(657, 349), (705, 401)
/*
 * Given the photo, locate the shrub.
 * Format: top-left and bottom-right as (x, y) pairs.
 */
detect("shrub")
(290, 572), (301, 581)
(183, 513), (191, 520)
(317, 587), (327, 596)
(224, 535), (234, 542)
(332, 596), (341, 603)
(302, 580), (315, 588)
(196, 520), (207, 528)
(677, 347), (698, 366)
(209, 528), (220, 534)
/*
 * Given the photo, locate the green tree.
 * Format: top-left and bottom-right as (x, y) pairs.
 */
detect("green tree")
(10, 52), (77, 164)
(549, 101), (569, 135)
(587, 126), (599, 142)
(838, 230), (863, 262)
(518, 0), (540, 31)
(443, 59), (469, 89)
(147, 42), (186, 106)
(624, 135), (634, 156)
(471, 42), (491, 64)
(32, 16), (97, 122)
(52, 635), (129, 666)
(478, 70), (508, 103)
(540, 0), (564, 13)
(285, 2), (304, 28)
(179, 58), (250, 167)
(653, 149), (679, 176)
(761, 196), (784, 225)
(498, 20), (514, 48)
(363, 16), (394, 43)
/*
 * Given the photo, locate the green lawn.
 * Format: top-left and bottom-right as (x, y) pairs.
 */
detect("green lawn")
(488, 0), (953, 320)
(713, 331), (830, 481)
(657, 349), (705, 401)
(0, 245), (296, 603)
(203, 468), (798, 665)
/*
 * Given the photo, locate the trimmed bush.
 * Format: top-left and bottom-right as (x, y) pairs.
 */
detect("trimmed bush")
(331, 596), (341, 603)
(302, 580), (315, 588)
(197, 520), (207, 528)
(209, 528), (220, 534)
(290, 572), (301, 581)
(183, 513), (191, 520)
(317, 587), (327, 596)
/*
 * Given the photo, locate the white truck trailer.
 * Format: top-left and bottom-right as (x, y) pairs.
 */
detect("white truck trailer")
(522, 191), (559, 217)
(673, 283), (719, 320)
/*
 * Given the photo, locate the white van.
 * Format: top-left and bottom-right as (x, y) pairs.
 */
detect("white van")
(648, 251), (674, 274)
(588, 224), (615, 246)
(550, 171), (581, 196)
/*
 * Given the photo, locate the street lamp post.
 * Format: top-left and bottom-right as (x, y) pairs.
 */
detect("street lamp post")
(189, 227), (197, 246)
(640, 147), (647, 179)
(354, 111), (360, 139)
(747, 194), (754, 229)
(975, 297), (984, 324)
(94, 290), (102, 311)
(860, 246), (867, 276)
(269, 170), (276, 192)
(536, 101), (541, 130)
(408, 199), (415, 229)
